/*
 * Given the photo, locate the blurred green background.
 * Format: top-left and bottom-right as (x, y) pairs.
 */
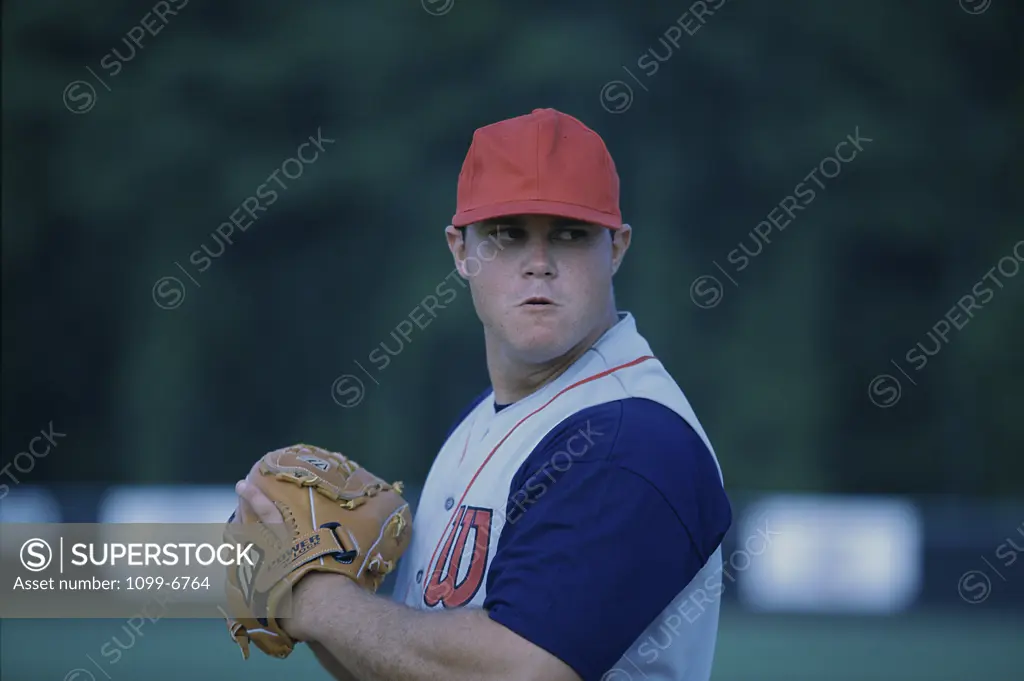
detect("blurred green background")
(2, 0), (1022, 679)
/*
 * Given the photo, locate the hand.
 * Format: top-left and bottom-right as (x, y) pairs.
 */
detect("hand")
(223, 446), (411, 658)
(233, 463), (305, 640)
(235, 460), (286, 526)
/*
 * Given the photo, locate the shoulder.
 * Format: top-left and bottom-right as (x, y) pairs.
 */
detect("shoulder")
(510, 397), (731, 558)
(519, 397), (719, 479)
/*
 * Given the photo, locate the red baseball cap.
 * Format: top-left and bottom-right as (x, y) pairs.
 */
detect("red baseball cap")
(451, 108), (623, 229)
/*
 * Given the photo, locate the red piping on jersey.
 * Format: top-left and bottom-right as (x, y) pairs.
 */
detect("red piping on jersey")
(417, 354), (655, 602)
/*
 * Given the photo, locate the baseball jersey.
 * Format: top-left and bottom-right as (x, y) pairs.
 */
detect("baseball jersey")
(391, 312), (731, 681)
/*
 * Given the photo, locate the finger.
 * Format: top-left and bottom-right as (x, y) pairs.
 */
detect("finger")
(228, 501), (252, 524)
(234, 477), (294, 557)
(236, 481), (282, 523)
(235, 480), (292, 550)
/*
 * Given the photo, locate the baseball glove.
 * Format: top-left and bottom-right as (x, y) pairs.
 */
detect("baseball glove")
(223, 443), (412, 660)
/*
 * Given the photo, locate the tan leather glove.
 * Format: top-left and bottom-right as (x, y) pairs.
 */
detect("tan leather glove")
(223, 444), (412, 660)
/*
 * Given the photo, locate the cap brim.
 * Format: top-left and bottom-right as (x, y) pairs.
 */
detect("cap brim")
(452, 199), (622, 230)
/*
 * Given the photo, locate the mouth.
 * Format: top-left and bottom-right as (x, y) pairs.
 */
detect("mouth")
(519, 296), (556, 307)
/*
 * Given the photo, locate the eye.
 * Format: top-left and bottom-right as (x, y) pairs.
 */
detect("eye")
(489, 226), (525, 242)
(553, 228), (590, 241)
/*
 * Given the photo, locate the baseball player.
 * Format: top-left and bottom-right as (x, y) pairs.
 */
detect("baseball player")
(234, 108), (732, 681)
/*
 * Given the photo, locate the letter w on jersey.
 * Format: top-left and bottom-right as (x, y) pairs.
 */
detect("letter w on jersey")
(424, 505), (492, 608)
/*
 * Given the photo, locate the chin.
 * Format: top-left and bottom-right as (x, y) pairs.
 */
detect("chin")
(507, 327), (576, 364)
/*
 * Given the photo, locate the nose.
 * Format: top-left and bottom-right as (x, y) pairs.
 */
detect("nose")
(522, 238), (556, 279)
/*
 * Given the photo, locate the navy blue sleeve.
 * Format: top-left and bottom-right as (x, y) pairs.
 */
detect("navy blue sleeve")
(484, 398), (732, 681)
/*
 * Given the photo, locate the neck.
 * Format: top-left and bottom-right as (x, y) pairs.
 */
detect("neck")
(486, 308), (620, 406)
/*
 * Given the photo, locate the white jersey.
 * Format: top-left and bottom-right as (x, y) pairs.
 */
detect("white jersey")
(391, 312), (726, 681)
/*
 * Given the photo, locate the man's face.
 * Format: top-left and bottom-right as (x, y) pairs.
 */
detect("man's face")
(447, 215), (630, 364)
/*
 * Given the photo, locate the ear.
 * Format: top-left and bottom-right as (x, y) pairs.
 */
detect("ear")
(445, 225), (470, 278)
(611, 224), (632, 276)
